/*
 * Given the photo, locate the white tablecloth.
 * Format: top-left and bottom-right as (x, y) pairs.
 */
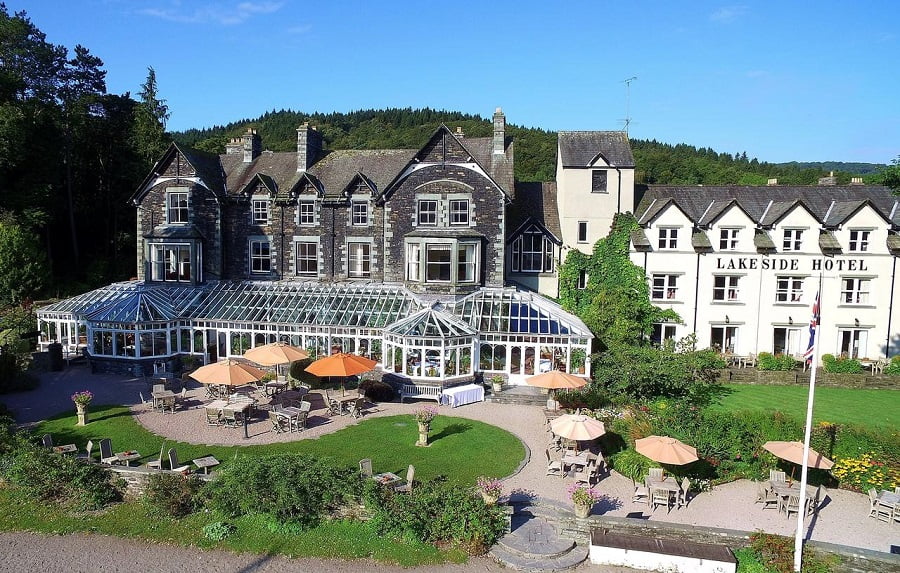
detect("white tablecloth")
(441, 384), (485, 407)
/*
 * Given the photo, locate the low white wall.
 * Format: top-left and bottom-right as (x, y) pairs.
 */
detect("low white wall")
(589, 545), (736, 573)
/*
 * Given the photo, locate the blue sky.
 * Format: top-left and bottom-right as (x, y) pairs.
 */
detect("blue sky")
(11, 0), (899, 164)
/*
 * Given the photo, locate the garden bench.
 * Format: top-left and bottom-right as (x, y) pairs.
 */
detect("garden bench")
(399, 383), (442, 403)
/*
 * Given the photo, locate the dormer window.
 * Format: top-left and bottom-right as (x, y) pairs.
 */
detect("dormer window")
(848, 230), (870, 252)
(299, 200), (315, 225)
(783, 229), (802, 252)
(418, 200), (437, 226)
(252, 198), (269, 225)
(719, 228), (739, 251)
(351, 201), (368, 226)
(449, 199), (469, 225)
(658, 228), (678, 250)
(167, 190), (188, 224)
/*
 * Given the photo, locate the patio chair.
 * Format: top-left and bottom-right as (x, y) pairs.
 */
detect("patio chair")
(648, 467), (664, 481)
(299, 400), (312, 413)
(677, 477), (692, 508)
(139, 392), (149, 406)
(651, 487), (672, 513)
(631, 480), (650, 505)
(292, 411), (308, 432)
(175, 388), (187, 408)
(99, 438), (119, 465)
(394, 465), (415, 493)
(205, 407), (223, 426)
(807, 485), (822, 516)
(545, 449), (563, 477)
(147, 443), (166, 470)
(348, 397), (366, 419)
(769, 470), (786, 483)
(41, 434), (53, 448)
(76, 440), (94, 461)
(222, 408), (242, 428)
(868, 488), (893, 522)
(742, 353), (758, 368)
(756, 481), (779, 509)
(167, 448), (191, 473)
(895, 486), (900, 495)
(573, 460), (602, 487)
(152, 383), (165, 393)
(783, 495), (804, 519)
(269, 410), (289, 433)
(359, 458), (373, 478)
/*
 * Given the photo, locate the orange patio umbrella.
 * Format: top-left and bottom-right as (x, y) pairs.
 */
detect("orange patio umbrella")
(635, 435), (699, 466)
(526, 369), (588, 390)
(189, 359), (267, 387)
(304, 352), (377, 395)
(762, 441), (834, 470)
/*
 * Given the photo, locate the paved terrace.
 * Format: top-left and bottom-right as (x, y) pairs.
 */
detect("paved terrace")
(2, 364), (896, 555)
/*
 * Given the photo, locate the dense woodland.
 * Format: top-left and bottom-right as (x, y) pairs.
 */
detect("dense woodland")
(0, 5), (897, 302)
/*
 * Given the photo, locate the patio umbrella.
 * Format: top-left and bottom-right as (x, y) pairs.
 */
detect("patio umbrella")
(189, 359), (267, 387)
(304, 352), (377, 395)
(550, 413), (606, 447)
(635, 435), (699, 466)
(526, 369), (588, 390)
(243, 342), (309, 377)
(762, 440), (834, 470)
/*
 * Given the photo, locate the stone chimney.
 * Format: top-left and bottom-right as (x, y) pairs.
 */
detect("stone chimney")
(241, 128), (261, 163)
(818, 171), (837, 186)
(493, 107), (505, 155)
(850, 177), (864, 185)
(454, 126), (465, 139)
(767, 178), (778, 186)
(296, 123), (323, 173)
(225, 137), (242, 155)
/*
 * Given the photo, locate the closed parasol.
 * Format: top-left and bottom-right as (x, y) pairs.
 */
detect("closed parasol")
(635, 435), (699, 466)
(762, 441), (834, 470)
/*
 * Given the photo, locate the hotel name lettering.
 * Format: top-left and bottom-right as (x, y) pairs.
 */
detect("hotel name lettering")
(715, 257), (869, 272)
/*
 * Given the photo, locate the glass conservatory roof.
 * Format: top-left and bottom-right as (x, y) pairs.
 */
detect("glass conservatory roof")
(191, 281), (422, 327)
(38, 281), (205, 322)
(384, 306), (478, 338)
(450, 287), (592, 337)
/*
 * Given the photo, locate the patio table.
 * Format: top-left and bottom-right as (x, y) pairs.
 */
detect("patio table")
(192, 455), (220, 475)
(265, 381), (287, 396)
(372, 472), (401, 486)
(152, 390), (176, 413)
(115, 450), (141, 466)
(52, 444), (77, 455)
(647, 476), (681, 493)
(877, 490), (900, 506)
(562, 450), (589, 474)
(440, 383), (484, 407)
(275, 406), (303, 431)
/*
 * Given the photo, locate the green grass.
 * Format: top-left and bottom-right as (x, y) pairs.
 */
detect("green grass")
(709, 384), (900, 429)
(35, 405), (525, 484)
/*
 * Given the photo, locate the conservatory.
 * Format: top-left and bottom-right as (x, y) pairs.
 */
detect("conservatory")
(36, 281), (592, 384)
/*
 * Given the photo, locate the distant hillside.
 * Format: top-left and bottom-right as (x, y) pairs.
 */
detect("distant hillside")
(171, 108), (887, 186)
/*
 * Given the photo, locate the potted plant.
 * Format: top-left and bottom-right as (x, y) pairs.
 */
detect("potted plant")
(476, 476), (503, 505)
(568, 483), (601, 518)
(71, 390), (93, 426)
(490, 374), (504, 393)
(413, 405), (438, 447)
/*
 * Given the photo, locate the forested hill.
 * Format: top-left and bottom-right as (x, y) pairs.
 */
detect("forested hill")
(172, 107), (886, 185)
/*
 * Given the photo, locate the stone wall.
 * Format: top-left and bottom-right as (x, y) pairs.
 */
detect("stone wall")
(722, 368), (900, 390)
(108, 465), (213, 498)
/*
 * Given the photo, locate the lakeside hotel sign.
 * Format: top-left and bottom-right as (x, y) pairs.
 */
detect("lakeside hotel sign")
(715, 257), (869, 272)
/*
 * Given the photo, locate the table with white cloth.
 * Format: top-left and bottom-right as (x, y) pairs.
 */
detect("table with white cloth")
(440, 383), (485, 407)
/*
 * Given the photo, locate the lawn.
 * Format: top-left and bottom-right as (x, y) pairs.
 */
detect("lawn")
(709, 384), (900, 429)
(35, 405), (525, 484)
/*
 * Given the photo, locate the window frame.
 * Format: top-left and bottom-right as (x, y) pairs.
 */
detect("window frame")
(298, 200), (315, 226)
(840, 277), (870, 305)
(651, 273), (679, 301)
(775, 275), (804, 303)
(710, 325), (738, 354)
(351, 201), (368, 227)
(295, 241), (318, 277)
(577, 221), (588, 243)
(449, 199), (469, 226)
(249, 240), (272, 274)
(150, 242), (192, 283)
(591, 170), (608, 193)
(837, 328), (868, 359)
(418, 200), (438, 226)
(251, 198), (269, 225)
(719, 228), (739, 251)
(712, 275), (740, 302)
(166, 191), (189, 224)
(848, 229), (870, 252)
(782, 229), (803, 252)
(348, 242), (371, 278)
(658, 227), (678, 250)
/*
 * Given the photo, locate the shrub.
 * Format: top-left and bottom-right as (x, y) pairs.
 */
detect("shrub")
(208, 453), (360, 527)
(289, 358), (323, 388)
(821, 354), (863, 374)
(608, 448), (651, 482)
(144, 472), (206, 518)
(748, 532), (838, 573)
(2, 443), (123, 510)
(358, 379), (395, 402)
(884, 356), (900, 376)
(202, 521), (235, 541)
(757, 352), (797, 371)
(366, 477), (507, 554)
(556, 385), (611, 410)
(831, 452), (900, 493)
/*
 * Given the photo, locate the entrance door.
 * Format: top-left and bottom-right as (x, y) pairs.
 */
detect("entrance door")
(510, 347), (521, 375)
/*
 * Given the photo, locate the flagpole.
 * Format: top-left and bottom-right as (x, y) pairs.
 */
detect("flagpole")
(793, 275), (822, 572)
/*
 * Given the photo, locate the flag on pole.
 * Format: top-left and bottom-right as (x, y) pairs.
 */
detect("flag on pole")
(802, 291), (820, 364)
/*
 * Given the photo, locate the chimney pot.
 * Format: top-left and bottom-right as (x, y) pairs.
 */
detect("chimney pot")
(767, 178), (778, 186)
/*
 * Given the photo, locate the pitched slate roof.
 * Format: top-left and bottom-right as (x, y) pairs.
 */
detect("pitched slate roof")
(558, 131), (635, 168)
(635, 185), (899, 228)
(507, 182), (561, 240)
(818, 230), (842, 254)
(691, 229), (713, 252)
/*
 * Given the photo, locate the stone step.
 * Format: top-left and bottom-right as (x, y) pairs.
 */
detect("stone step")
(489, 543), (589, 572)
(497, 515), (574, 559)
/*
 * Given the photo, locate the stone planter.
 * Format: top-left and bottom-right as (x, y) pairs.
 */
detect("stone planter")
(75, 403), (89, 426)
(492, 382), (503, 393)
(416, 422), (430, 447)
(574, 503), (591, 518)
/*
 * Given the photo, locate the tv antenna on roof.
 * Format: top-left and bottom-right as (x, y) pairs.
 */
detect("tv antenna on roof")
(620, 76), (637, 134)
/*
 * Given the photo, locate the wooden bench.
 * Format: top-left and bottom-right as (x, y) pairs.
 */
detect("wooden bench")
(399, 383), (442, 403)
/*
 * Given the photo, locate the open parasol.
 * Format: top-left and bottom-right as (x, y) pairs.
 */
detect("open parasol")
(243, 342), (309, 366)
(189, 359), (267, 387)
(304, 352), (377, 395)
(635, 435), (699, 466)
(762, 440), (834, 470)
(550, 413), (606, 442)
(526, 369), (588, 390)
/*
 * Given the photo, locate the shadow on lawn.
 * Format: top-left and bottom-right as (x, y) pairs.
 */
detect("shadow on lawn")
(430, 422), (472, 442)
